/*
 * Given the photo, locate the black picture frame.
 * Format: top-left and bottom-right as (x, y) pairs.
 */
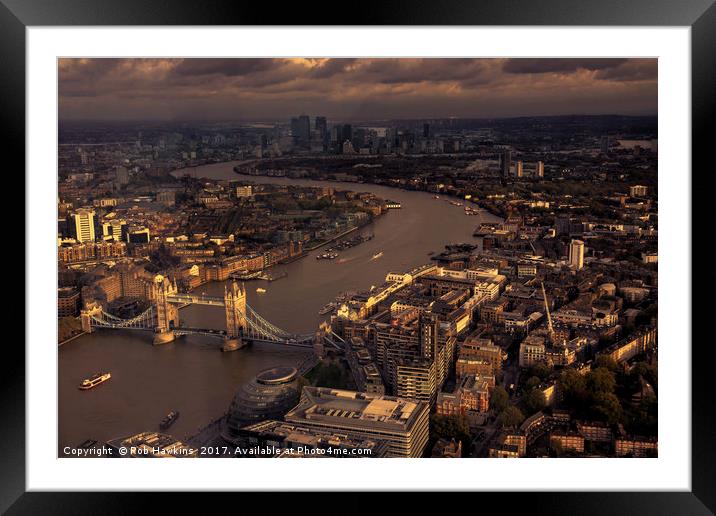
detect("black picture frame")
(3, 0), (711, 513)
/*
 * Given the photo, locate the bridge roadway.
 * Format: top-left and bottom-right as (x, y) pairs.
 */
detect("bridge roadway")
(166, 293), (225, 307)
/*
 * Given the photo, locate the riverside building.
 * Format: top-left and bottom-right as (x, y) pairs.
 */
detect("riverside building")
(284, 387), (430, 458)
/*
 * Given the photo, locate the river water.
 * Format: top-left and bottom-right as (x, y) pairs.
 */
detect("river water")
(59, 160), (501, 453)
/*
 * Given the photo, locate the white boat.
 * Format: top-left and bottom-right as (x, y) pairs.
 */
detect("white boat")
(256, 287), (267, 294)
(372, 252), (384, 260)
(79, 372), (111, 390)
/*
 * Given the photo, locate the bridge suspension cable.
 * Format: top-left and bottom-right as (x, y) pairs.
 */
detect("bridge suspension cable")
(89, 306), (156, 330)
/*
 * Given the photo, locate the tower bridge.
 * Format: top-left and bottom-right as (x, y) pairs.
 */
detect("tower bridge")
(81, 276), (342, 353)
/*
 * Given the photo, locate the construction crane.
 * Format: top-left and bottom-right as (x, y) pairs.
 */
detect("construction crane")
(541, 281), (554, 340)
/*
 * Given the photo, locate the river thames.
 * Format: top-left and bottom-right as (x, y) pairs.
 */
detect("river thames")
(59, 161), (501, 454)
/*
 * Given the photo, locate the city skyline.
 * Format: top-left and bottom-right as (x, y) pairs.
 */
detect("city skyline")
(59, 58), (657, 121)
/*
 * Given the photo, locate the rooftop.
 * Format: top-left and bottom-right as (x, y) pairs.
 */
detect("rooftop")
(285, 387), (427, 431)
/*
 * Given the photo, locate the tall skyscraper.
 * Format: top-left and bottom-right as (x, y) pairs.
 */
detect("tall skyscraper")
(418, 311), (439, 361)
(515, 160), (523, 178)
(499, 150), (512, 178)
(536, 161), (544, 178)
(423, 123), (431, 138)
(73, 208), (96, 243)
(298, 115), (310, 143)
(290, 117), (300, 138)
(569, 239), (585, 270)
(291, 115), (311, 146)
(315, 116), (327, 140)
(115, 165), (129, 186)
(341, 124), (353, 144)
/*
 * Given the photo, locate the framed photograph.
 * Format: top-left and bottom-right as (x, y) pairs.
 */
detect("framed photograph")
(5, 0), (712, 512)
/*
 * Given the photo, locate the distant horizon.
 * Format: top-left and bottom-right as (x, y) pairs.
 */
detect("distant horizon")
(59, 58), (657, 121)
(58, 113), (658, 125)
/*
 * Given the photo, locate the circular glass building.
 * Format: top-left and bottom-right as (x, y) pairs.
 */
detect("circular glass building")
(223, 366), (301, 441)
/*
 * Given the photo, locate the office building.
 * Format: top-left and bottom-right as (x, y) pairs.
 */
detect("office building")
(126, 226), (151, 244)
(102, 219), (127, 242)
(341, 124), (353, 145)
(395, 359), (436, 404)
(519, 335), (546, 368)
(459, 337), (503, 376)
(630, 185), (648, 197)
(315, 116), (327, 140)
(515, 160), (523, 178)
(535, 161), (544, 178)
(284, 387), (430, 458)
(568, 239), (585, 270)
(499, 149), (512, 178)
(291, 115), (311, 145)
(115, 165), (129, 185)
(72, 208), (96, 243)
(223, 367), (301, 442)
(235, 185), (253, 198)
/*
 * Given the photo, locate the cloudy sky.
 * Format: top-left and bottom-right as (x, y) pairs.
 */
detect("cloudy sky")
(58, 58), (657, 121)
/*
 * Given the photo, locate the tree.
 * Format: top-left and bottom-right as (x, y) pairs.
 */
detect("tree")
(430, 414), (471, 455)
(304, 361), (351, 389)
(630, 361), (658, 390)
(490, 385), (510, 413)
(497, 406), (525, 428)
(591, 392), (623, 425)
(529, 362), (551, 380)
(524, 376), (541, 392)
(629, 393), (658, 435)
(58, 316), (82, 342)
(523, 389), (547, 415)
(558, 369), (588, 408)
(587, 367), (616, 395)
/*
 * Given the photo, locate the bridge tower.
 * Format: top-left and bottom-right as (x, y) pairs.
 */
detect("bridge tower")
(222, 281), (247, 352)
(313, 321), (331, 358)
(152, 275), (179, 345)
(80, 303), (103, 333)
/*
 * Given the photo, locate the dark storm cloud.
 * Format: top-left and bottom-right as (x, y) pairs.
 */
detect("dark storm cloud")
(356, 58), (489, 84)
(58, 58), (657, 120)
(501, 58), (657, 83)
(594, 59), (658, 81)
(171, 58), (280, 77)
(503, 58), (628, 74)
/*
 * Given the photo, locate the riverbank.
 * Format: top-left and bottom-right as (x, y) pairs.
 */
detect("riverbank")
(58, 331), (87, 347)
(305, 223), (364, 252)
(232, 166), (505, 219)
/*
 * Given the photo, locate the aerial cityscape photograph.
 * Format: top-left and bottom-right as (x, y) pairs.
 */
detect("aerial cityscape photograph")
(57, 58), (658, 459)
